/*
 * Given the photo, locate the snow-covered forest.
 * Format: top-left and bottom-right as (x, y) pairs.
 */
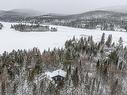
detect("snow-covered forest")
(0, 31), (127, 95)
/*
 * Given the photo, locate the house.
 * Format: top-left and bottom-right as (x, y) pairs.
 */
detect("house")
(114, 26), (126, 32)
(50, 27), (57, 32)
(96, 25), (102, 30)
(115, 28), (126, 32)
(80, 24), (86, 28)
(52, 75), (65, 84)
(45, 69), (66, 84)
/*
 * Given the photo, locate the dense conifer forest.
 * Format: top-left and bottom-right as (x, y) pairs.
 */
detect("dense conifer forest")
(0, 33), (127, 95)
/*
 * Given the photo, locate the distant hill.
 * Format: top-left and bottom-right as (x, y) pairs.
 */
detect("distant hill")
(102, 5), (127, 13)
(0, 9), (47, 22)
(10, 9), (45, 16)
(0, 9), (45, 17)
(60, 10), (127, 21)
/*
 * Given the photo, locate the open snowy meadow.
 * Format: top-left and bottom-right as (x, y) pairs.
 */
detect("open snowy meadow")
(0, 22), (127, 54)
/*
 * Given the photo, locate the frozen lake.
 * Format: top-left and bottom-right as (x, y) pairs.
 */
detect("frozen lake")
(0, 22), (127, 54)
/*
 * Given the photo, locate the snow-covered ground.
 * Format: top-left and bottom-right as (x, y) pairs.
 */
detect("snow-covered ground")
(0, 22), (127, 54)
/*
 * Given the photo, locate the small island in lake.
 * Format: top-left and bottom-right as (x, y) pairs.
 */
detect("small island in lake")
(11, 24), (57, 32)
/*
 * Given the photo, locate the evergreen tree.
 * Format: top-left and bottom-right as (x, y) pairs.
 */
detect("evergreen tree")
(72, 67), (79, 87)
(125, 25), (127, 32)
(118, 37), (123, 47)
(106, 35), (112, 47)
(100, 33), (105, 45)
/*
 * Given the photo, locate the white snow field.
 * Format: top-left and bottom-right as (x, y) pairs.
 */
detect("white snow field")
(0, 22), (127, 54)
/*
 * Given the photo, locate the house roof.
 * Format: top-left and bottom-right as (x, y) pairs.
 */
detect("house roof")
(45, 69), (66, 80)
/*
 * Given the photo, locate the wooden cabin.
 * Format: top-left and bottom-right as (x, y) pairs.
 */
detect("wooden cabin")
(45, 69), (66, 84)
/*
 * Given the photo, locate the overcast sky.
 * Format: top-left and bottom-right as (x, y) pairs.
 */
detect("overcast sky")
(0, 0), (127, 14)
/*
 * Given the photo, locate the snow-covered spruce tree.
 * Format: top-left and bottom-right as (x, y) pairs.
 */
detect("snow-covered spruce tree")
(0, 23), (3, 29)
(100, 33), (105, 45)
(106, 34), (112, 47)
(71, 67), (79, 87)
(125, 25), (127, 32)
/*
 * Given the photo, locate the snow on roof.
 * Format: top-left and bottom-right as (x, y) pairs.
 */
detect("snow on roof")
(45, 69), (66, 79)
